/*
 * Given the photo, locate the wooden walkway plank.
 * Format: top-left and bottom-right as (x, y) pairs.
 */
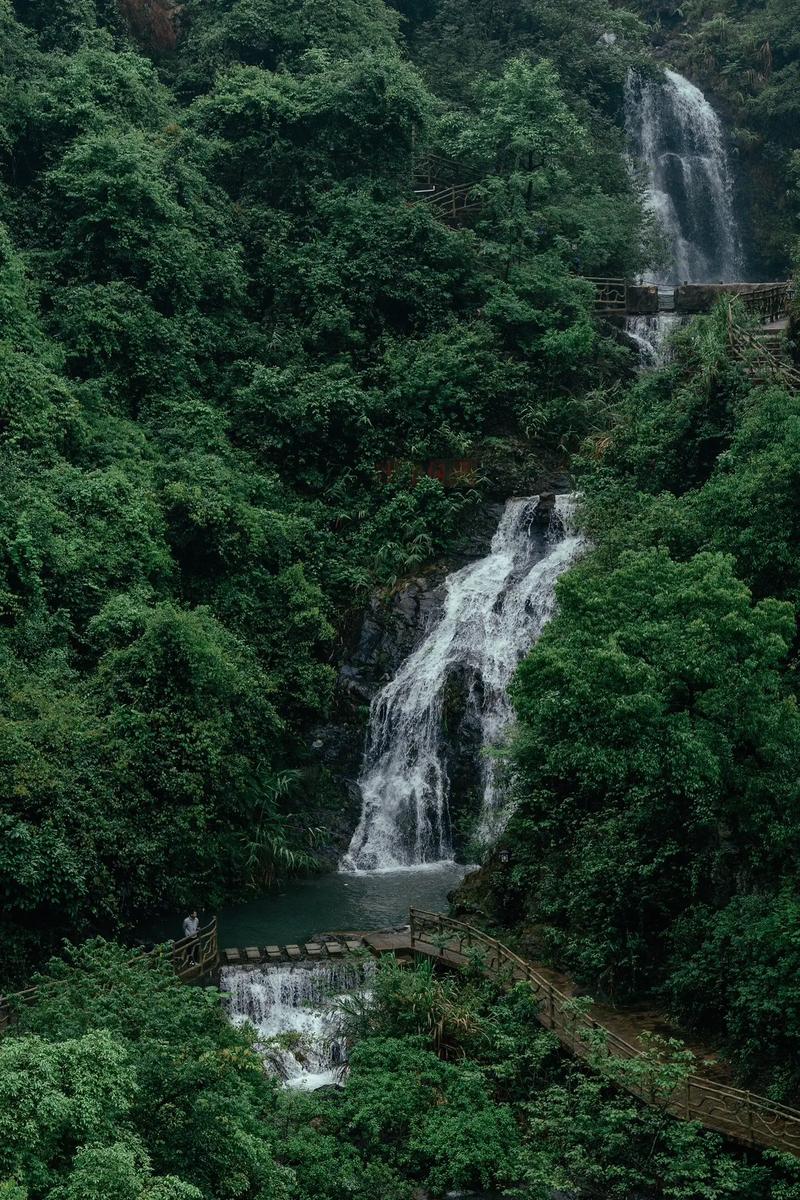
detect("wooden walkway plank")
(408, 908), (800, 1158)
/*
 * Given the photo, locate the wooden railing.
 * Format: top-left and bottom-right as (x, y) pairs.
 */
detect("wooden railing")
(736, 281), (794, 324)
(420, 182), (483, 220)
(0, 917), (219, 1032)
(412, 152), (475, 192)
(585, 276), (629, 313)
(409, 909), (800, 1157)
(727, 301), (800, 391)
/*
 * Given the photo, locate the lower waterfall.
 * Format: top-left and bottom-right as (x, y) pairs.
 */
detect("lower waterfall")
(221, 960), (374, 1090)
(341, 495), (584, 873)
(625, 312), (682, 368)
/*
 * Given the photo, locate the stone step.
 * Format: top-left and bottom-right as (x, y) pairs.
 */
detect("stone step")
(223, 948), (241, 964)
(265, 945), (283, 961)
(325, 941), (344, 956)
(244, 946), (260, 963)
(305, 943), (322, 958)
(285, 944), (302, 960)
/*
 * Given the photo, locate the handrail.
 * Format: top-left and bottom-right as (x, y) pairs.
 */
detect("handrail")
(0, 917), (219, 1032)
(412, 151), (479, 189)
(727, 299), (800, 390)
(421, 182), (483, 220)
(736, 281), (794, 324)
(584, 277), (629, 313)
(409, 908), (800, 1156)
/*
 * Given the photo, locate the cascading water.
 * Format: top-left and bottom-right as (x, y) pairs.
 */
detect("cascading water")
(625, 67), (741, 285)
(341, 495), (584, 873)
(221, 960), (373, 1090)
(624, 67), (743, 364)
(625, 312), (682, 368)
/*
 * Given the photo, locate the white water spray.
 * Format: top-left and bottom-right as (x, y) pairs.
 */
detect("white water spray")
(341, 495), (584, 872)
(625, 312), (682, 368)
(221, 960), (373, 1091)
(625, 67), (741, 286)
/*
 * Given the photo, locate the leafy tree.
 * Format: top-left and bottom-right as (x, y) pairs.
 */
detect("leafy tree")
(498, 548), (800, 995)
(7, 943), (293, 1200)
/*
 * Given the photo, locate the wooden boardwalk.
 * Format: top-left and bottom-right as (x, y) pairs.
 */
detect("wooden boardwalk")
(407, 909), (800, 1157)
(4, 908), (800, 1158)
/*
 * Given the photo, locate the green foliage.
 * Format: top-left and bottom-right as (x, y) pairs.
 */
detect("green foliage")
(1, 0), (798, 1191)
(3, 942), (293, 1200)
(668, 893), (800, 1100)
(5, 944), (800, 1200)
(322, 961), (800, 1199)
(408, 0), (650, 110)
(478, 305), (800, 1102)
(500, 547), (799, 992)
(0, 0), (670, 995)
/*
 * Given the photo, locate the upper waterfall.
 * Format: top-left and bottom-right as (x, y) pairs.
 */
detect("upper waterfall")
(625, 67), (742, 286)
(341, 495), (584, 873)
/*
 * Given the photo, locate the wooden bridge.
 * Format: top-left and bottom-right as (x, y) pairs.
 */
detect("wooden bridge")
(4, 909), (800, 1158)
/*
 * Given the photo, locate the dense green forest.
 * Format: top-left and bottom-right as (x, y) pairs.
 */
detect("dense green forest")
(6, 947), (800, 1200)
(0, 0), (655, 978)
(2, 0), (800, 1194)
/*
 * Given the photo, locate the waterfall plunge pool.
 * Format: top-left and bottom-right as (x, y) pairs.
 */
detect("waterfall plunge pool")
(144, 861), (470, 950)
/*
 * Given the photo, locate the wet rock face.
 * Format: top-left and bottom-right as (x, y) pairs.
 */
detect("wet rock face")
(438, 664), (488, 852)
(117, 0), (182, 50)
(337, 502), (506, 713)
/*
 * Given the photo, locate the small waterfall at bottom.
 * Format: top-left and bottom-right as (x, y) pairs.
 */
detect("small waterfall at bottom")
(341, 495), (584, 872)
(625, 313), (683, 369)
(221, 960), (374, 1091)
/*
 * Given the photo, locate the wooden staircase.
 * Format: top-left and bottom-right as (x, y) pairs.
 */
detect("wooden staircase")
(728, 302), (800, 389)
(409, 909), (800, 1159)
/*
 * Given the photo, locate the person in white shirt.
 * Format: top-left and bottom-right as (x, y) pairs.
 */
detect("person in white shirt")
(182, 910), (200, 961)
(183, 910), (200, 939)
